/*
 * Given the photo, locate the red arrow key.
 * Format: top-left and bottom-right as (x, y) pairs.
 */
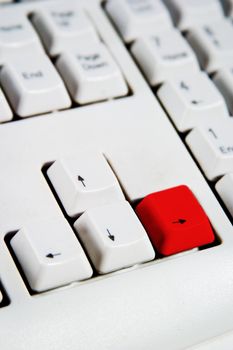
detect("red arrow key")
(135, 185), (215, 256)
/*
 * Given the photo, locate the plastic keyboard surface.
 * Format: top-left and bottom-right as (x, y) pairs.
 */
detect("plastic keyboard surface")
(1, 0), (233, 349)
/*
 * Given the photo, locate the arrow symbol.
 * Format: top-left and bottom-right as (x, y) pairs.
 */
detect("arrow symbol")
(107, 229), (115, 241)
(180, 81), (189, 90)
(172, 219), (186, 224)
(208, 128), (218, 139)
(191, 100), (203, 105)
(46, 253), (61, 258)
(78, 175), (86, 187)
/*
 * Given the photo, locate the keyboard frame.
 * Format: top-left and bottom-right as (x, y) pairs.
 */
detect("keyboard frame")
(1, 1), (233, 349)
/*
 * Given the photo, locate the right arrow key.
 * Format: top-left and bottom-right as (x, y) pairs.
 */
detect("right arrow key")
(136, 185), (215, 256)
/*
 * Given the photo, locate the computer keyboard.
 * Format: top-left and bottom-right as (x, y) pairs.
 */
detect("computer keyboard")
(1, 0), (233, 349)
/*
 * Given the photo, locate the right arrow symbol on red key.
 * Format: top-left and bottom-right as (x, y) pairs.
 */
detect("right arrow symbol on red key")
(172, 219), (187, 224)
(135, 185), (215, 256)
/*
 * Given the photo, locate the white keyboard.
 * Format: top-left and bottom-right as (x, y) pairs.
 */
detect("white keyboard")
(1, 0), (233, 349)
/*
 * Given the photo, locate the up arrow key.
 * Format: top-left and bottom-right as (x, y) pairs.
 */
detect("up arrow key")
(47, 153), (125, 217)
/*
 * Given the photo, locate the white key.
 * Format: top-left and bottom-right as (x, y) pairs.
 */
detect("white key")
(131, 28), (199, 86)
(74, 201), (155, 274)
(106, 0), (172, 43)
(213, 65), (233, 115)
(0, 53), (71, 117)
(216, 173), (233, 217)
(186, 119), (233, 180)
(47, 153), (125, 217)
(163, 0), (224, 31)
(10, 217), (93, 292)
(32, 4), (99, 56)
(0, 89), (13, 123)
(56, 43), (128, 104)
(157, 72), (228, 132)
(187, 20), (233, 73)
(0, 13), (43, 63)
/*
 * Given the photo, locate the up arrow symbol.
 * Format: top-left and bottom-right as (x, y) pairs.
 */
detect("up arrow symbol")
(78, 175), (86, 187)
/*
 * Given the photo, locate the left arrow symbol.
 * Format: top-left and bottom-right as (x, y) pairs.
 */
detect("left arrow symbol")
(46, 253), (61, 258)
(78, 175), (86, 187)
(191, 100), (203, 105)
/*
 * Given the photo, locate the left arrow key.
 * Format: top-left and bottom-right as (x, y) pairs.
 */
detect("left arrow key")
(10, 217), (93, 292)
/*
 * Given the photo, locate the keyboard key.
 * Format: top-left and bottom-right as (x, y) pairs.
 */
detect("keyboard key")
(186, 119), (233, 180)
(163, 0), (224, 30)
(216, 173), (233, 217)
(187, 20), (233, 73)
(0, 89), (13, 123)
(136, 185), (215, 256)
(0, 53), (71, 117)
(32, 4), (99, 56)
(213, 65), (233, 115)
(0, 13), (43, 63)
(106, 0), (172, 43)
(47, 153), (125, 217)
(56, 43), (128, 104)
(10, 217), (93, 292)
(74, 201), (155, 274)
(157, 72), (228, 132)
(10, 218), (92, 292)
(131, 28), (199, 85)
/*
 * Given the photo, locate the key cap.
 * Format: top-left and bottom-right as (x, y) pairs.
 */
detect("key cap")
(131, 28), (199, 86)
(32, 4), (99, 56)
(0, 53), (71, 117)
(136, 185), (215, 256)
(216, 173), (233, 217)
(10, 217), (93, 292)
(56, 43), (128, 104)
(0, 89), (13, 123)
(163, 0), (224, 31)
(47, 153), (125, 217)
(106, 0), (172, 43)
(74, 201), (155, 274)
(157, 72), (228, 132)
(0, 13), (43, 63)
(187, 20), (233, 73)
(213, 65), (233, 115)
(186, 119), (233, 180)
